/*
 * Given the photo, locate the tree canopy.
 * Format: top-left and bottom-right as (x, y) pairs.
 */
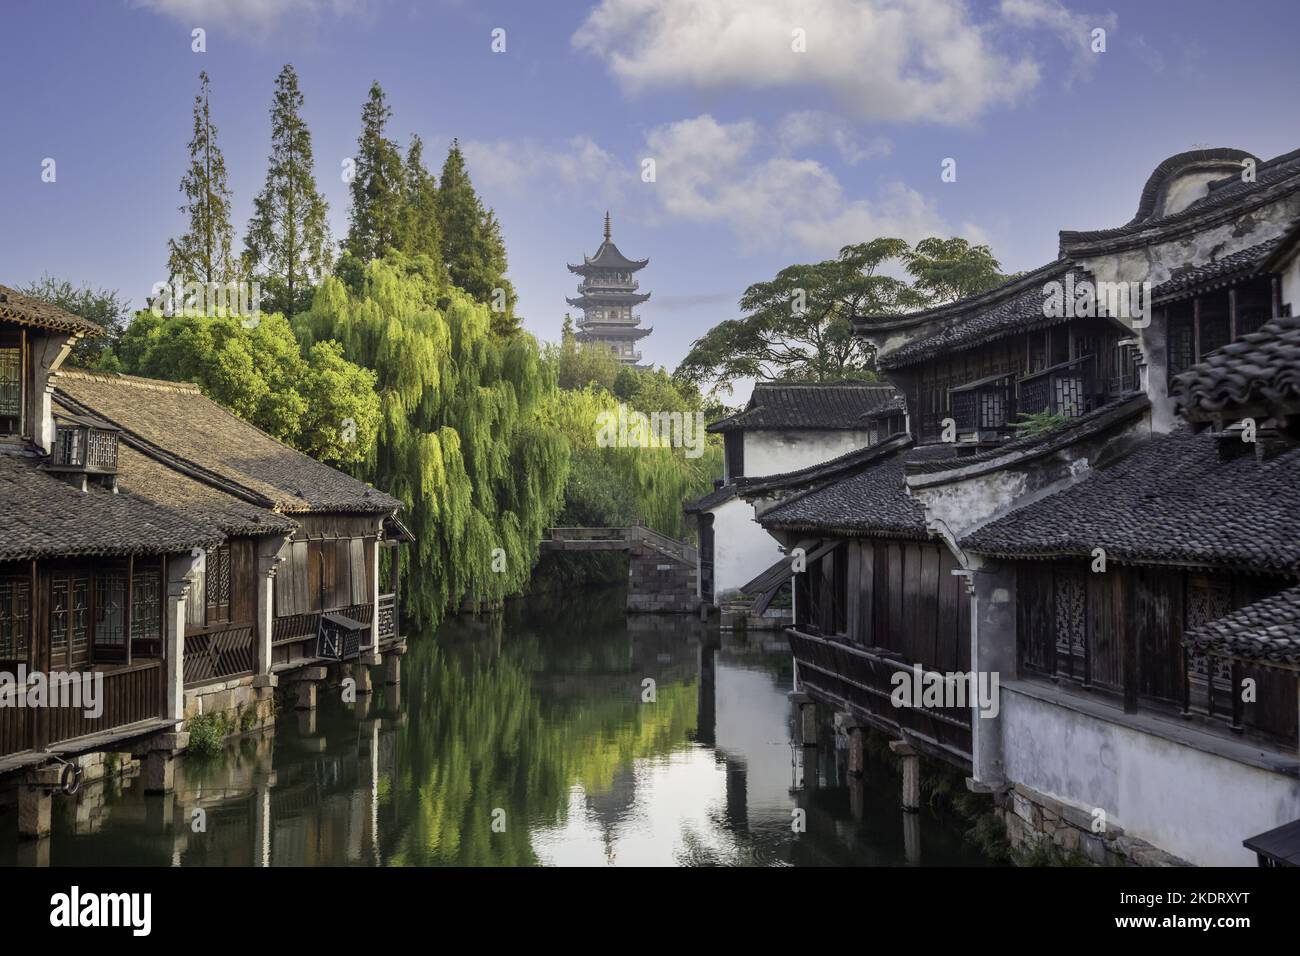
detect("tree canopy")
(675, 236), (1012, 394)
(17, 276), (129, 367)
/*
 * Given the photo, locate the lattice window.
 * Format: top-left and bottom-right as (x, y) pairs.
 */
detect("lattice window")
(131, 568), (162, 658)
(1187, 579), (1233, 696)
(0, 345), (20, 431)
(94, 572), (127, 651)
(1168, 319), (1195, 375)
(205, 545), (232, 624)
(0, 578), (31, 662)
(1054, 374), (1087, 418)
(51, 573), (90, 669)
(1054, 570), (1087, 680)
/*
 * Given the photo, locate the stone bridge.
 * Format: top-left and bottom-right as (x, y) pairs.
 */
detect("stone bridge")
(539, 526), (700, 614)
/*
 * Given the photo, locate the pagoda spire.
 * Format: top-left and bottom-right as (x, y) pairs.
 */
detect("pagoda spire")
(604, 210), (611, 241)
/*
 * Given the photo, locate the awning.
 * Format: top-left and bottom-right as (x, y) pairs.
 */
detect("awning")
(1243, 818), (1300, 867)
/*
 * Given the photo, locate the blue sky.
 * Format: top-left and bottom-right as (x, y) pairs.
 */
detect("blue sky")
(2, 0), (1299, 399)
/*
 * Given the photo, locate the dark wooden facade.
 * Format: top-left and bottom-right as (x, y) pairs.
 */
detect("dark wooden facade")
(1, 555), (168, 757)
(1017, 560), (1299, 746)
(790, 538), (973, 765)
(895, 317), (1135, 444)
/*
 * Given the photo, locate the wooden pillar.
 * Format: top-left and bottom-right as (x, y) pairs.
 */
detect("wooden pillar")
(1193, 296), (1202, 363)
(890, 740), (921, 813)
(1273, 276), (1282, 320)
(1228, 287), (1239, 342)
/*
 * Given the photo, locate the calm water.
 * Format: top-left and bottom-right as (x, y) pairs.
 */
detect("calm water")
(2, 587), (990, 866)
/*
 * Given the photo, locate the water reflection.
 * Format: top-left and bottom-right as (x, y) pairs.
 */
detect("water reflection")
(0, 587), (991, 866)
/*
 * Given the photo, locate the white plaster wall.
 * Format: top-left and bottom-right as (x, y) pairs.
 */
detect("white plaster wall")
(1002, 688), (1300, 866)
(744, 429), (872, 478)
(1280, 245), (1300, 318)
(711, 495), (786, 599)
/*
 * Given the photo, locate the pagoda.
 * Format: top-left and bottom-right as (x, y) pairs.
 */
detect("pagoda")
(566, 212), (652, 365)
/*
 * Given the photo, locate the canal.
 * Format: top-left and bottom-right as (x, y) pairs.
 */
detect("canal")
(1, 587), (993, 866)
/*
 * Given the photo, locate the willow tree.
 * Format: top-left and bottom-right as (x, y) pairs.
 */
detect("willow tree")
(295, 253), (569, 627)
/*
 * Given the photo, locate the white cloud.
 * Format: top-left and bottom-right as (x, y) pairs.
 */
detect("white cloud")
(775, 111), (893, 165)
(998, 0), (1118, 85)
(573, 0), (1041, 125)
(131, 0), (370, 31)
(460, 135), (628, 208)
(644, 114), (961, 255)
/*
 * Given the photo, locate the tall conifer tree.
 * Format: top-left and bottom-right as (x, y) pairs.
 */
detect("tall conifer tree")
(168, 70), (236, 286)
(436, 139), (519, 336)
(344, 82), (404, 263)
(244, 64), (332, 316)
(397, 133), (444, 266)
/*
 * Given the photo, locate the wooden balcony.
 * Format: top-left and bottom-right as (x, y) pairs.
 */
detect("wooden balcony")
(949, 371), (1015, 436)
(787, 626), (972, 769)
(1017, 354), (1096, 420)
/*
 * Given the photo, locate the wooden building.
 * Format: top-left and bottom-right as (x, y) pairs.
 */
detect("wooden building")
(0, 285), (409, 833)
(759, 146), (1300, 865)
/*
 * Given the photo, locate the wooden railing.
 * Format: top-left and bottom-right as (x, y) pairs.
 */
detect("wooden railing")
(47, 660), (164, 746)
(184, 625), (255, 686)
(949, 372), (1015, 434)
(377, 593), (397, 645)
(787, 627), (972, 767)
(272, 603), (373, 646)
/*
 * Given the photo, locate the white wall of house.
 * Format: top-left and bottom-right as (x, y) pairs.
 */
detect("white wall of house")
(744, 428), (873, 478)
(709, 495), (786, 600)
(1001, 688), (1300, 866)
(1280, 244), (1300, 318)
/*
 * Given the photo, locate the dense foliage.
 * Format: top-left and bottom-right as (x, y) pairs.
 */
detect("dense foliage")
(675, 236), (1012, 394)
(295, 254), (569, 626)
(115, 309), (380, 466)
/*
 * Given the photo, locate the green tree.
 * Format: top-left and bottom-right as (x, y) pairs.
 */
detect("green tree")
(904, 237), (1012, 306)
(344, 82), (405, 263)
(17, 276), (129, 367)
(168, 71), (237, 286)
(294, 253), (569, 626)
(436, 139), (519, 336)
(397, 134), (444, 268)
(243, 64), (332, 317)
(553, 315), (620, 391)
(675, 237), (925, 393)
(115, 310), (378, 466)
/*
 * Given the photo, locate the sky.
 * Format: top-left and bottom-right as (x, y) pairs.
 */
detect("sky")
(2, 0), (1299, 402)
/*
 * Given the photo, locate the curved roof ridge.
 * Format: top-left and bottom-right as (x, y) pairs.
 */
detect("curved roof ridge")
(55, 369), (204, 394)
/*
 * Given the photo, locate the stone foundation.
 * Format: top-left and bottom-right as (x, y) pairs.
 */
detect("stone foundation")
(183, 674), (276, 741)
(626, 552), (699, 613)
(995, 782), (1192, 867)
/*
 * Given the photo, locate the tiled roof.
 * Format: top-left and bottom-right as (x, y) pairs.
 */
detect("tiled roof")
(113, 442), (296, 538)
(1152, 235), (1285, 302)
(683, 483), (738, 514)
(707, 383), (898, 432)
(1171, 314), (1300, 425)
(757, 445), (928, 540)
(1183, 584), (1300, 668)
(55, 371), (400, 514)
(1059, 146), (1300, 253)
(878, 265), (1089, 369)
(0, 284), (104, 336)
(963, 427), (1300, 572)
(0, 446), (221, 561)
